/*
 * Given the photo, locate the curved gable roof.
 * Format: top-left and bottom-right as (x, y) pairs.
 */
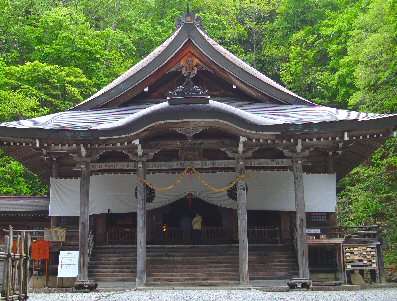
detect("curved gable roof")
(73, 14), (314, 110)
(2, 99), (396, 141)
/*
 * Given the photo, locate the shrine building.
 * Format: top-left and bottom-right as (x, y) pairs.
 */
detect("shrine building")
(0, 13), (396, 288)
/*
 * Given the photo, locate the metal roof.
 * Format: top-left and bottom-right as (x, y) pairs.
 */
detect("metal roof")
(0, 196), (49, 212)
(1, 99), (396, 140)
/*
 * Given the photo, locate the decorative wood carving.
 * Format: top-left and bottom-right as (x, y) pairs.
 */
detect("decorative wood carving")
(89, 158), (293, 171)
(168, 56), (209, 100)
(174, 126), (206, 139)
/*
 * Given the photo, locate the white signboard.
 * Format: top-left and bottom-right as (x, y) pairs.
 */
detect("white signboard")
(58, 251), (79, 278)
(306, 228), (321, 234)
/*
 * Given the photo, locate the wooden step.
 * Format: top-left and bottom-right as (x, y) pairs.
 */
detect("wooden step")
(89, 244), (298, 283)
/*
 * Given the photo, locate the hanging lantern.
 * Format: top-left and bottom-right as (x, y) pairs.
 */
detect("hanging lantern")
(134, 184), (155, 203)
(227, 182), (248, 201)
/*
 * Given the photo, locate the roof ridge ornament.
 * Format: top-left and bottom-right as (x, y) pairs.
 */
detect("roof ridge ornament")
(176, 10), (204, 30)
(168, 57), (209, 104)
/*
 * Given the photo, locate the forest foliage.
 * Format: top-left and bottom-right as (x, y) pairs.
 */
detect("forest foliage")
(0, 0), (396, 263)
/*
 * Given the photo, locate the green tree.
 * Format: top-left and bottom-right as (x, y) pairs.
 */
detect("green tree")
(0, 61), (95, 112)
(0, 150), (47, 195)
(338, 138), (397, 264)
(346, 0), (397, 113)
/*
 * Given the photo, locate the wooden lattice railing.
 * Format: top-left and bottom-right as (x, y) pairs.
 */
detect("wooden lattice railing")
(149, 226), (280, 244)
(106, 227), (136, 244)
(305, 225), (380, 240)
(1, 227), (31, 301)
(248, 227), (280, 243)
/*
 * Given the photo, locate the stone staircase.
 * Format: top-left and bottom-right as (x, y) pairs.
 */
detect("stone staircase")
(88, 244), (298, 284)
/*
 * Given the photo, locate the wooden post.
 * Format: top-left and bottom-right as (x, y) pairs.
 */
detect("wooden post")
(74, 160), (96, 290)
(292, 158), (310, 279)
(22, 233), (31, 298)
(336, 244), (345, 283)
(136, 160), (147, 286)
(236, 159), (249, 284)
(377, 243), (385, 283)
(19, 233), (24, 298)
(79, 160), (90, 281)
(2, 234), (10, 299)
(50, 158), (59, 228)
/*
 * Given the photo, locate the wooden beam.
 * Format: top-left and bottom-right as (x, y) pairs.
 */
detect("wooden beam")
(78, 160), (90, 281)
(236, 159), (249, 284)
(136, 160), (147, 287)
(292, 158), (310, 279)
(90, 158), (292, 171)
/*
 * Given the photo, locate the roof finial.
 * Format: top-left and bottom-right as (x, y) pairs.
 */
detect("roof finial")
(176, 4), (204, 30)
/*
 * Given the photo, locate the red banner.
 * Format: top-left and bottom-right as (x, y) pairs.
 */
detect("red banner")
(31, 240), (50, 261)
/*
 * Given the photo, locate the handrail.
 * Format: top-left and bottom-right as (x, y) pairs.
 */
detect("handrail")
(88, 231), (94, 258)
(305, 225), (380, 240)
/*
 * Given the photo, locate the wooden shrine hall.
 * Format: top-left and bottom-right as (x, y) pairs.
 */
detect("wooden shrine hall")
(0, 13), (396, 288)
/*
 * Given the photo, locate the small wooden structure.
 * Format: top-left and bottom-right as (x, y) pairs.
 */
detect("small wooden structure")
(1, 227), (31, 301)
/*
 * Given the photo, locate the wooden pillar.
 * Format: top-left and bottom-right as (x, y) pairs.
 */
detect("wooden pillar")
(236, 159), (249, 284)
(136, 160), (147, 286)
(78, 160), (90, 281)
(336, 244), (345, 283)
(50, 158), (59, 228)
(292, 158), (310, 279)
(377, 242), (385, 283)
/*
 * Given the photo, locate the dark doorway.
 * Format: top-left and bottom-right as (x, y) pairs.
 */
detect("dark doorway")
(162, 195), (222, 228)
(150, 195), (233, 244)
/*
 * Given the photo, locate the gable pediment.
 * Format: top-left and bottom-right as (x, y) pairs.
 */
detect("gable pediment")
(73, 13), (313, 110)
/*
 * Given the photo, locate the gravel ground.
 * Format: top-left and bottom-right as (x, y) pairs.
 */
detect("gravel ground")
(28, 288), (397, 301)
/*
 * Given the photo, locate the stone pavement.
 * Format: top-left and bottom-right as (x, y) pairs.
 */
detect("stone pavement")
(29, 288), (397, 301)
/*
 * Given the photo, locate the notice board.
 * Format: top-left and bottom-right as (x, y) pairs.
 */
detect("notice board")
(58, 251), (79, 278)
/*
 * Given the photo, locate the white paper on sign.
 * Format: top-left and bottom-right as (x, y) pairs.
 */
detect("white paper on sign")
(58, 251), (79, 277)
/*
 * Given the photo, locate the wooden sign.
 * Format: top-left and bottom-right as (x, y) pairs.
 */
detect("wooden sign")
(343, 244), (377, 270)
